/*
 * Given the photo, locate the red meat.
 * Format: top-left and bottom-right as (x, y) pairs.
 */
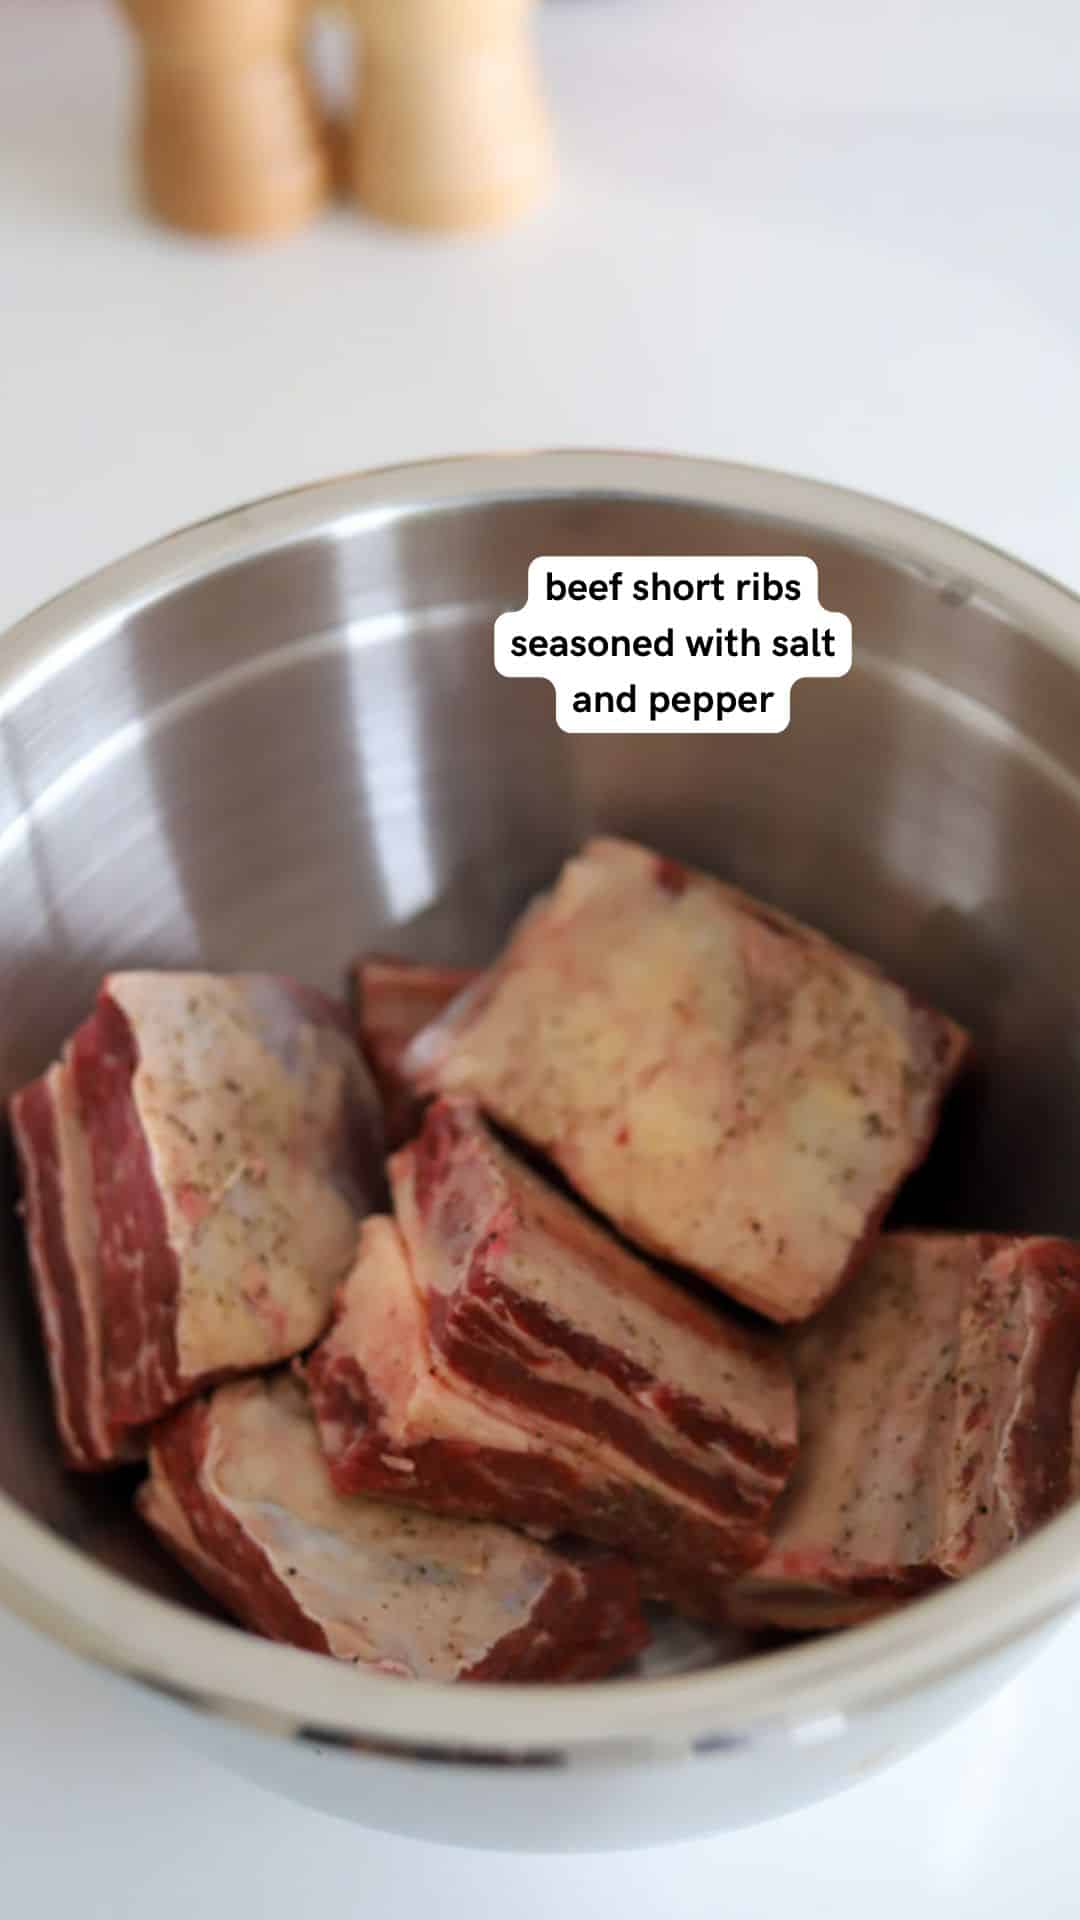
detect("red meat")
(724, 1232), (1080, 1629)
(10, 973), (382, 1466)
(403, 838), (970, 1322)
(353, 955), (477, 1146)
(307, 1098), (796, 1618)
(140, 1373), (647, 1682)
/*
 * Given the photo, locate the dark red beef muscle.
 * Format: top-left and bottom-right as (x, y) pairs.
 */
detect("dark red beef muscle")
(141, 1373), (647, 1681)
(11, 973), (382, 1464)
(724, 1232), (1080, 1630)
(307, 1098), (796, 1618)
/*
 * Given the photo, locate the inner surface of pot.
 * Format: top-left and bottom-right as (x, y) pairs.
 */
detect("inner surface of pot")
(4, 478), (1079, 1672)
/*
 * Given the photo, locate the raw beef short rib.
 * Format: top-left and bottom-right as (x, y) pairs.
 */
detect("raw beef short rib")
(11, 973), (382, 1467)
(306, 1097), (796, 1617)
(10, 1060), (134, 1469)
(403, 838), (970, 1322)
(724, 1232), (1080, 1629)
(140, 1373), (647, 1681)
(353, 955), (477, 1146)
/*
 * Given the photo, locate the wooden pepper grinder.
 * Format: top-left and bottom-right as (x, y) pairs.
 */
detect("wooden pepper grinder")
(350, 0), (554, 231)
(119, 0), (331, 238)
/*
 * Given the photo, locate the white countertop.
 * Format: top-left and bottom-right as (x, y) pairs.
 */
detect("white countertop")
(3, 0), (1080, 1907)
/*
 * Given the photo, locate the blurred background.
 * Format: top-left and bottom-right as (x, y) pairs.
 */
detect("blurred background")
(2, 0), (1079, 638)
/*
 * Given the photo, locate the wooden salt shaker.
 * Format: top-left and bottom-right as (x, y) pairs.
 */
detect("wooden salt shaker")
(119, 0), (330, 238)
(350, 0), (554, 231)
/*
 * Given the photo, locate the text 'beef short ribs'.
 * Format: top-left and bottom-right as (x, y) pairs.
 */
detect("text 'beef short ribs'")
(140, 1373), (647, 1681)
(306, 1097), (796, 1617)
(403, 838), (970, 1323)
(10, 974), (383, 1467)
(354, 955), (477, 1147)
(724, 1232), (1080, 1629)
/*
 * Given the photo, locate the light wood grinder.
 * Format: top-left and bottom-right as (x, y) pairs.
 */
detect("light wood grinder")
(119, 0), (554, 239)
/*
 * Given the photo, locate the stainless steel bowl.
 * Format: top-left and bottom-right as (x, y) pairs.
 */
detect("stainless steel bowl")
(3, 451), (1080, 1851)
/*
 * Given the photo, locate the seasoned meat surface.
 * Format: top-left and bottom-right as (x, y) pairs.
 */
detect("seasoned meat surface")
(307, 1098), (796, 1617)
(141, 1373), (647, 1681)
(724, 1232), (1080, 1628)
(404, 838), (969, 1322)
(11, 973), (382, 1463)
